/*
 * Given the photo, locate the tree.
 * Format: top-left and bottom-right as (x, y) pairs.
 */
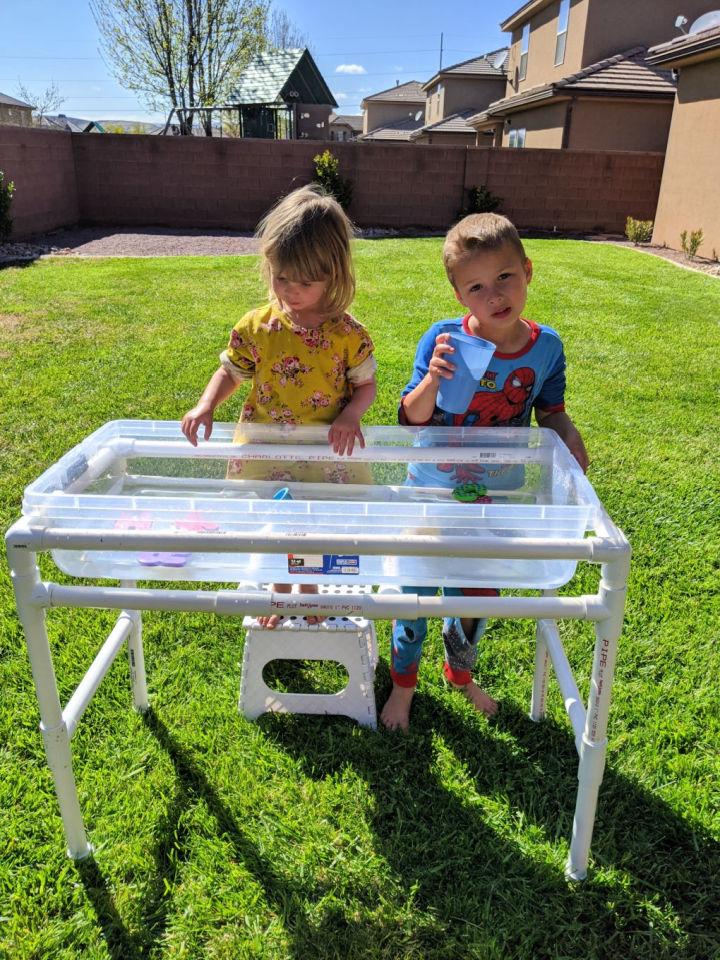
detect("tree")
(267, 7), (308, 51)
(89, 0), (269, 136)
(15, 80), (65, 124)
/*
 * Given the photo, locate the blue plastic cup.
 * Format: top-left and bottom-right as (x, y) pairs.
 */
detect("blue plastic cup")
(437, 331), (496, 414)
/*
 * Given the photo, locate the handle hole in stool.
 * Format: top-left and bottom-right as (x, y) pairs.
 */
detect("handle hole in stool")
(262, 659), (350, 695)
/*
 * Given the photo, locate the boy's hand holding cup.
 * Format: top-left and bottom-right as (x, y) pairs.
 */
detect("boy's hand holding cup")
(432, 332), (496, 415)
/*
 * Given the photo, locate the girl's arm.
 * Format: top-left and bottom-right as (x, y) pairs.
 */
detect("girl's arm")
(535, 409), (589, 472)
(328, 378), (377, 456)
(181, 367), (240, 446)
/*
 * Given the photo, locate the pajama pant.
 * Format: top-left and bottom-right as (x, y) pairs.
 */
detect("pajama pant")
(390, 585), (500, 687)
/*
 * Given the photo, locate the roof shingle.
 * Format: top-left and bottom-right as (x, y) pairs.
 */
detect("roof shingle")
(362, 80), (425, 104)
(478, 47), (675, 121)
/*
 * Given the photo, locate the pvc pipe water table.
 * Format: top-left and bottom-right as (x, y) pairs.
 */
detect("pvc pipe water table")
(6, 420), (630, 881)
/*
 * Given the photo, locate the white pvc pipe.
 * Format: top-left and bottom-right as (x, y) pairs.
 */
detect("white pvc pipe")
(127, 438), (552, 465)
(63, 613), (135, 738)
(41, 582), (608, 622)
(29, 526), (600, 561)
(538, 620), (586, 751)
(120, 580), (148, 712)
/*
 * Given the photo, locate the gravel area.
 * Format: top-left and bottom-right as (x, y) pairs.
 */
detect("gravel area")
(0, 226), (260, 262)
(1, 226), (718, 277)
(603, 239), (720, 277)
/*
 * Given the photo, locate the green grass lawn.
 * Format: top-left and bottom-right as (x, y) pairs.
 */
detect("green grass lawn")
(0, 241), (718, 959)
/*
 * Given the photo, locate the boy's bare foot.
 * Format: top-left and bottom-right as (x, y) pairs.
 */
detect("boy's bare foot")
(380, 684), (415, 732)
(451, 679), (498, 717)
(299, 583), (324, 625)
(257, 583), (290, 629)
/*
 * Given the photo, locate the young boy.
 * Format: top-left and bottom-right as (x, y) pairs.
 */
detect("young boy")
(381, 213), (588, 733)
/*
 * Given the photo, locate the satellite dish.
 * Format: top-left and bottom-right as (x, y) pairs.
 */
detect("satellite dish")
(689, 10), (720, 33)
(414, 110), (423, 121)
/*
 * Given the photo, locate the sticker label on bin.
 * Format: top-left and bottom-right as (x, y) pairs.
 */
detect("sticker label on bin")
(288, 553), (359, 575)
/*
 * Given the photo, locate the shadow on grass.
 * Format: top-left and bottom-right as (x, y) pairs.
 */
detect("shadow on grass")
(77, 678), (720, 960)
(0, 256), (41, 271)
(262, 666), (720, 959)
(76, 857), (145, 960)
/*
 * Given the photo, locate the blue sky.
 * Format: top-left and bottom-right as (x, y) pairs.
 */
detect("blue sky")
(1, 0), (520, 122)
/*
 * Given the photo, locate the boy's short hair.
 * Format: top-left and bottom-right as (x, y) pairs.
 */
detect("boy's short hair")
(443, 213), (527, 285)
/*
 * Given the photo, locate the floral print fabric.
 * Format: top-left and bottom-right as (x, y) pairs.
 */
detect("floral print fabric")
(221, 303), (375, 483)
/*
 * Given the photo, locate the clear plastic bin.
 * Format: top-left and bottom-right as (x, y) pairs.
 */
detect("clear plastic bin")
(22, 420), (611, 588)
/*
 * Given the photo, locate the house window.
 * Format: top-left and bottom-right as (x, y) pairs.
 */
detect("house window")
(519, 23), (530, 80)
(555, 0), (570, 65)
(508, 129), (518, 148)
(508, 127), (526, 148)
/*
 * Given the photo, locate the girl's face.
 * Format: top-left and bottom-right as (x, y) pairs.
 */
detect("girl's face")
(272, 271), (327, 316)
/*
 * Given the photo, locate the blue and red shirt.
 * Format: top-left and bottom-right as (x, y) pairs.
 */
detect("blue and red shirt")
(400, 316), (567, 490)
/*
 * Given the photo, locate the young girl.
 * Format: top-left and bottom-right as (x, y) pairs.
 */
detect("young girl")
(181, 184), (377, 627)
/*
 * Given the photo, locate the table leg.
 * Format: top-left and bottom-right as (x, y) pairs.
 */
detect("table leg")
(566, 556), (628, 880)
(530, 589), (555, 721)
(8, 543), (91, 859)
(121, 581), (148, 711)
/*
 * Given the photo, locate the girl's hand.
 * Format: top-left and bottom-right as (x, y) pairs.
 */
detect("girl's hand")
(328, 409), (365, 456)
(427, 333), (456, 383)
(181, 403), (214, 447)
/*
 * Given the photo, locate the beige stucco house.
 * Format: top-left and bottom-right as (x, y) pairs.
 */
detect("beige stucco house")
(647, 15), (720, 259)
(0, 92), (34, 127)
(410, 51), (508, 145)
(329, 113), (363, 141)
(359, 81), (425, 141)
(468, 0), (714, 150)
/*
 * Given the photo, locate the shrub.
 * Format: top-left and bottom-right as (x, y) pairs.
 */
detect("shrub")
(680, 228), (704, 260)
(0, 169), (14, 242)
(312, 149), (353, 211)
(625, 216), (653, 244)
(459, 184), (502, 219)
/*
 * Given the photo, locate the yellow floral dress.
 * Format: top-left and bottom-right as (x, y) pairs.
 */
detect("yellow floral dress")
(220, 303), (376, 483)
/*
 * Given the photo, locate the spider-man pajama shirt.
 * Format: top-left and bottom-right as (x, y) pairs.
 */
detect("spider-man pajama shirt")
(391, 315), (567, 688)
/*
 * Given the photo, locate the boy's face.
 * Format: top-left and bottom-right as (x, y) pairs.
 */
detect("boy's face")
(452, 245), (532, 331)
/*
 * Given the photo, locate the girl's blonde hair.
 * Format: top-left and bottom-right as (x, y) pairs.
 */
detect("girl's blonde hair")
(256, 184), (355, 317)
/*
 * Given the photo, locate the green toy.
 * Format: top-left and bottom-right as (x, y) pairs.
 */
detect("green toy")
(452, 482), (489, 503)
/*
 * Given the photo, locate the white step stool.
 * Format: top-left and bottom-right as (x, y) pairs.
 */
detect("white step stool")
(239, 585), (378, 728)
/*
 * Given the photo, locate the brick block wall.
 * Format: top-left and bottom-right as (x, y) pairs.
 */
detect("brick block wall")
(0, 126), (79, 237)
(465, 148), (664, 232)
(0, 127), (665, 238)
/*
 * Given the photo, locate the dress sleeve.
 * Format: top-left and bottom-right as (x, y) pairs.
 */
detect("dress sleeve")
(534, 340), (566, 413)
(345, 319), (376, 384)
(219, 314), (256, 383)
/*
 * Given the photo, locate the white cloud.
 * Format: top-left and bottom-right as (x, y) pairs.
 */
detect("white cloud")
(333, 92), (349, 102)
(335, 64), (366, 74)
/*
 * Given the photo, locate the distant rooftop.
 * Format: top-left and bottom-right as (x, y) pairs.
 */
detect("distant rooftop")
(422, 49), (509, 90)
(359, 115), (425, 141)
(42, 114), (104, 133)
(472, 47), (676, 123)
(647, 22), (720, 66)
(409, 109), (478, 139)
(0, 92), (34, 109)
(362, 80), (425, 105)
(329, 113), (363, 131)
